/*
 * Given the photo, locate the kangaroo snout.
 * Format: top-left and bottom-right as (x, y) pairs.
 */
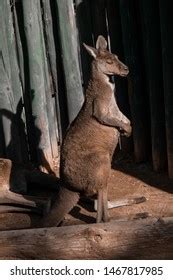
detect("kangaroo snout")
(124, 65), (129, 71)
(120, 64), (129, 77)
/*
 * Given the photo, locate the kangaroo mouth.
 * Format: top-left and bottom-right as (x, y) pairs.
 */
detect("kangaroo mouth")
(120, 70), (129, 77)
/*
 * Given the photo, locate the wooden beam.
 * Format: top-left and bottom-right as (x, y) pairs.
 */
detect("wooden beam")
(55, 0), (84, 123)
(0, 217), (172, 259)
(42, 0), (62, 145)
(0, 0), (26, 163)
(22, 0), (55, 172)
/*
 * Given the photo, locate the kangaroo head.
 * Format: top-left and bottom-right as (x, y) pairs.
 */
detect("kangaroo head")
(83, 35), (129, 77)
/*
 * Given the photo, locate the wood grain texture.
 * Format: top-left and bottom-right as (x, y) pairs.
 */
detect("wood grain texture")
(55, 0), (84, 123)
(22, 0), (54, 172)
(0, 217), (172, 259)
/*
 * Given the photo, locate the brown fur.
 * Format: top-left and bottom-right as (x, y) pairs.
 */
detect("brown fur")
(43, 35), (132, 226)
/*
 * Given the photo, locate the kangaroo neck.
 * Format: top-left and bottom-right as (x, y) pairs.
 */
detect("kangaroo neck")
(89, 63), (115, 92)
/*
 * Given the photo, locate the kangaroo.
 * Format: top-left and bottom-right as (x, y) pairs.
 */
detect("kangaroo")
(42, 35), (134, 226)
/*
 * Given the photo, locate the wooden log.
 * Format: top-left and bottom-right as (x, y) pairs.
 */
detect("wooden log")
(138, 1), (167, 171)
(0, 212), (41, 231)
(159, 0), (173, 178)
(119, 0), (150, 162)
(0, 205), (41, 215)
(55, 0), (84, 123)
(21, 0), (55, 173)
(0, 191), (50, 214)
(0, 217), (172, 259)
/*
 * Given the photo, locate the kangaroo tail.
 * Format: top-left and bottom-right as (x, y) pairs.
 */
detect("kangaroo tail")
(42, 186), (80, 227)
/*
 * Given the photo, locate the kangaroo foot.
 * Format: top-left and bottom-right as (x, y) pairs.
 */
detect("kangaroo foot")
(94, 196), (146, 211)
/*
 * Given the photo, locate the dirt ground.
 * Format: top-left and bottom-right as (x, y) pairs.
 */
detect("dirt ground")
(61, 154), (173, 226)
(0, 153), (173, 230)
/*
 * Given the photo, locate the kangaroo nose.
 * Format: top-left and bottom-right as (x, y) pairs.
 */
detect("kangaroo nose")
(124, 66), (129, 71)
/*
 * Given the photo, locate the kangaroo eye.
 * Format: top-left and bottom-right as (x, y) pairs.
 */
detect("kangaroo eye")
(106, 59), (113, 64)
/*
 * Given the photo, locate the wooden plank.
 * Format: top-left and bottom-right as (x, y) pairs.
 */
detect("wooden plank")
(21, 0), (55, 173)
(119, 0), (150, 162)
(14, 1), (37, 164)
(55, 0), (84, 123)
(3, 0), (28, 163)
(159, 0), (173, 178)
(13, 2), (25, 94)
(0, 1), (20, 162)
(0, 217), (172, 259)
(48, 0), (69, 136)
(0, 54), (15, 158)
(38, 0), (59, 174)
(42, 0), (62, 145)
(138, 1), (167, 171)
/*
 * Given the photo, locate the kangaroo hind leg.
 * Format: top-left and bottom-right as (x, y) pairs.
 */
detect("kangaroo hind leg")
(96, 187), (109, 223)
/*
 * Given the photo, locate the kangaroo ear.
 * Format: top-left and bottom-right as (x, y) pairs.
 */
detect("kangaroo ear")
(96, 35), (107, 50)
(83, 43), (98, 58)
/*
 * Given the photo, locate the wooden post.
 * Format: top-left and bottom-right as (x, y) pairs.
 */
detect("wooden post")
(38, 0), (59, 174)
(159, 0), (173, 178)
(55, 0), (84, 124)
(13, 2), (25, 95)
(0, 0), (28, 163)
(41, 0), (62, 144)
(119, 0), (150, 162)
(0, 217), (172, 259)
(138, 0), (167, 171)
(22, 0), (56, 173)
